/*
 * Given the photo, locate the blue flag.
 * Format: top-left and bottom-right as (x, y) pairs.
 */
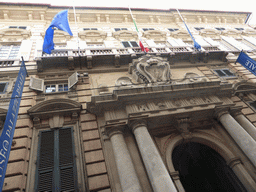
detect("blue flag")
(0, 59), (27, 190)
(236, 51), (256, 76)
(176, 9), (201, 51)
(43, 10), (73, 54)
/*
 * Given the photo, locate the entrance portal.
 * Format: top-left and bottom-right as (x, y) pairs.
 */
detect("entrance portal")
(172, 142), (246, 192)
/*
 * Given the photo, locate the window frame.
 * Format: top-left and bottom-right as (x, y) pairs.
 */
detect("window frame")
(0, 82), (8, 94)
(26, 123), (86, 192)
(0, 44), (21, 61)
(45, 83), (69, 93)
(121, 41), (139, 48)
(34, 127), (78, 191)
(213, 68), (235, 78)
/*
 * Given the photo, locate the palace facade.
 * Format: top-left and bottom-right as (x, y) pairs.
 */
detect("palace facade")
(1, 2), (256, 191)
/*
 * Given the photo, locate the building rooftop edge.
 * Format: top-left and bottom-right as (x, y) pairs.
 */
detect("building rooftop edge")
(0, 2), (252, 15)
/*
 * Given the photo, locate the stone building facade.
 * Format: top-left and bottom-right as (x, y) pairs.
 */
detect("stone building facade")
(1, 2), (256, 191)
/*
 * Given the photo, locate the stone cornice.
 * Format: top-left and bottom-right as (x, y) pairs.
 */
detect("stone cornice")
(0, 5), (250, 25)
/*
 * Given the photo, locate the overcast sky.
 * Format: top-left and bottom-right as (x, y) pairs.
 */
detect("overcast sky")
(2, 0), (256, 25)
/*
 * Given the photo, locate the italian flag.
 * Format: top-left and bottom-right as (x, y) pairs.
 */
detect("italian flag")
(129, 7), (149, 52)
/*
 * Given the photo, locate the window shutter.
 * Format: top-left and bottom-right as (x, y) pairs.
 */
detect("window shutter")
(68, 72), (78, 89)
(36, 131), (55, 192)
(18, 40), (32, 61)
(59, 128), (76, 191)
(29, 77), (44, 92)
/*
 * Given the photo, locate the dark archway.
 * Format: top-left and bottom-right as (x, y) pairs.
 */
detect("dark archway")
(172, 142), (246, 192)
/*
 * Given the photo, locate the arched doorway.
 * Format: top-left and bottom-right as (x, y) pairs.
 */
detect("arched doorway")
(172, 142), (246, 192)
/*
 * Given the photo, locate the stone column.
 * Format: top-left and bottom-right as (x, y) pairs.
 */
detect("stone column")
(228, 158), (256, 192)
(233, 112), (256, 141)
(130, 121), (177, 192)
(217, 111), (256, 167)
(108, 128), (142, 192)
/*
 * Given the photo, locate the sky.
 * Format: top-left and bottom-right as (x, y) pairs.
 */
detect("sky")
(2, 0), (256, 25)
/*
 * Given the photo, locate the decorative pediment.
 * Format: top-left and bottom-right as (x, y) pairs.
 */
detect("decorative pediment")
(199, 28), (221, 38)
(78, 30), (107, 42)
(27, 98), (82, 119)
(221, 28), (242, 37)
(113, 30), (138, 41)
(169, 29), (191, 40)
(0, 28), (31, 42)
(41, 30), (72, 43)
(142, 30), (167, 41)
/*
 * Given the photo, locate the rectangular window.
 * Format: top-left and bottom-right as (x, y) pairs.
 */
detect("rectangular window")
(235, 28), (244, 31)
(114, 28), (128, 31)
(83, 28), (98, 30)
(0, 82), (8, 93)
(122, 41), (139, 48)
(45, 83), (68, 93)
(168, 28), (179, 32)
(35, 128), (77, 191)
(142, 28), (154, 31)
(9, 26), (27, 30)
(0, 45), (20, 60)
(214, 69), (235, 77)
(195, 27), (205, 31)
(215, 27), (225, 31)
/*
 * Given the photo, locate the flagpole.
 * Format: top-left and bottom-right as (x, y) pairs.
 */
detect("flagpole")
(128, 6), (148, 53)
(176, 9), (201, 51)
(72, 1), (80, 56)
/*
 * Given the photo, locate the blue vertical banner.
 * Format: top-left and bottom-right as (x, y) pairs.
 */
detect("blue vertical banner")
(236, 51), (256, 76)
(0, 59), (27, 190)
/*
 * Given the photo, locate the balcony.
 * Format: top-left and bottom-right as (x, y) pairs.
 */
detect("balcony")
(35, 45), (227, 72)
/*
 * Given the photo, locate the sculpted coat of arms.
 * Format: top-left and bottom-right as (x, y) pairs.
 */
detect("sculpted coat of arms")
(115, 54), (207, 87)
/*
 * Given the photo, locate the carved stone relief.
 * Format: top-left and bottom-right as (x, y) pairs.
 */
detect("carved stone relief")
(115, 55), (208, 87)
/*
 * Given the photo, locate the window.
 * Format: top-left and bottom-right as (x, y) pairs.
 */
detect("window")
(45, 83), (68, 93)
(83, 28), (98, 30)
(29, 72), (78, 92)
(121, 41), (139, 48)
(195, 27), (205, 31)
(235, 28), (244, 31)
(168, 28), (179, 32)
(0, 82), (8, 93)
(214, 69), (235, 77)
(9, 26), (27, 30)
(114, 28), (128, 31)
(35, 128), (78, 191)
(215, 27), (225, 31)
(87, 42), (105, 48)
(0, 45), (20, 60)
(142, 28), (154, 31)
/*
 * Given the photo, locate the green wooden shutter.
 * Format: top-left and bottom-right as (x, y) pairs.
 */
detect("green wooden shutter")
(36, 130), (55, 192)
(59, 128), (77, 191)
(36, 128), (77, 192)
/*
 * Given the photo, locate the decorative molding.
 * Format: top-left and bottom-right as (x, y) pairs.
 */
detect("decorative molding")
(0, 28), (31, 42)
(28, 98), (82, 119)
(129, 55), (171, 84)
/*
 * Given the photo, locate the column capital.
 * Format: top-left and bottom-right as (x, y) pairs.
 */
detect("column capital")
(230, 106), (243, 117)
(105, 124), (125, 138)
(214, 107), (229, 121)
(129, 119), (147, 133)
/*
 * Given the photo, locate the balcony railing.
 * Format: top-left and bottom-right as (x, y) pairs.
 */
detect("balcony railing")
(35, 45), (227, 71)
